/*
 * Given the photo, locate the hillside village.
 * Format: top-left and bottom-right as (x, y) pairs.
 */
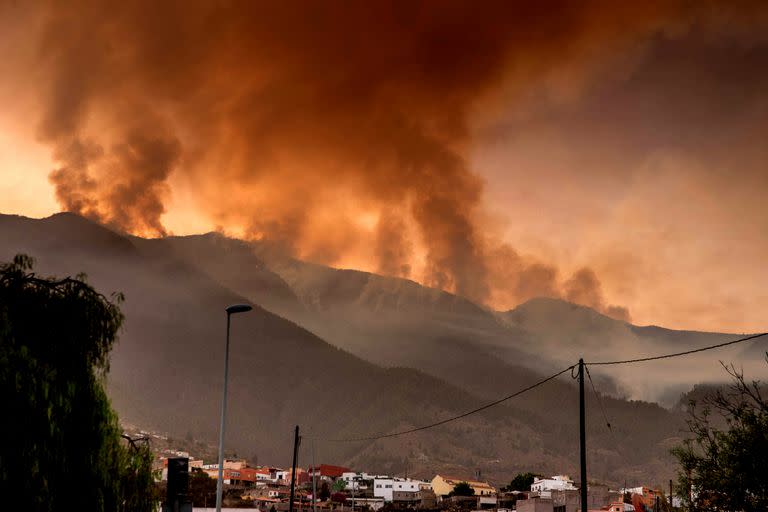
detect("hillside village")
(155, 446), (674, 512)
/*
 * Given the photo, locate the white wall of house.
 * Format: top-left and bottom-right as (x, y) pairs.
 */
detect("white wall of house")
(531, 475), (576, 499)
(373, 478), (395, 501)
(373, 478), (424, 502)
(395, 480), (420, 493)
(342, 472), (374, 490)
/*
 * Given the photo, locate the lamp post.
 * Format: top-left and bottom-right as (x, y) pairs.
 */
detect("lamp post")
(215, 303), (253, 512)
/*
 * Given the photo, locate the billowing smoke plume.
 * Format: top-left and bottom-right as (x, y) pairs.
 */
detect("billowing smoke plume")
(21, 0), (760, 314)
(564, 268), (631, 322)
(486, 246), (631, 320)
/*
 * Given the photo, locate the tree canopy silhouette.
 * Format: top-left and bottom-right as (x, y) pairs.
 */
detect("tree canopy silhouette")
(502, 472), (539, 492)
(189, 469), (217, 507)
(673, 358), (768, 512)
(450, 482), (476, 497)
(0, 254), (157, 511)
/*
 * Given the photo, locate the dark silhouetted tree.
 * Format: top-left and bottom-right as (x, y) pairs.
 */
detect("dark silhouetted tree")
(672, 358), (768, 512)
(189, 469), (217, 507)
(502, 472), (539, 492)
(0, 255), (157, 511)
(320, 481), (331, 500)
(450, 482), (475, 497)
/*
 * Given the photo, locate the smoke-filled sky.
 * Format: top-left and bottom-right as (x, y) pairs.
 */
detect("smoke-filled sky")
(1, 1), (767, 332)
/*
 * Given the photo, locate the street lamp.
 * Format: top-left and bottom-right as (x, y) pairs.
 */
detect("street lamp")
(215, 303), (253, 512)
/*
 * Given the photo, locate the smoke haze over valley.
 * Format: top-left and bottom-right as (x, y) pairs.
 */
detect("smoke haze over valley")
(0, 212), (765, 486)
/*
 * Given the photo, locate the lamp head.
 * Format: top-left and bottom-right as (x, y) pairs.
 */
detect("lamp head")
(226, 304), (253, 314)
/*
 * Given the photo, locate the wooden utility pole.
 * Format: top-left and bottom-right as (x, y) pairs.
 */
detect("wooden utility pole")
(312, 438), (318, 512)
(579, 359), (588, 512)
(669, 479), (673, 510)
(289, 425), (300, 512)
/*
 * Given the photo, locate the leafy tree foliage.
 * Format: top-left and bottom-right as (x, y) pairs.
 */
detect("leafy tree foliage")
(0, 255), (157, 511)
(333, 478), (348, 492)
(502, 472), (539, 492)
(189, 469), (217, 507)
(450, 481), (476, 497)
(672, 359), (768, 512)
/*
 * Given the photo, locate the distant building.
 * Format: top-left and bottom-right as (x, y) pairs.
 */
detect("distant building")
(548, 486), (619, 512)
(419, 487), (438, 509)
(344, 497), (385, 511)
(224, 458), (248, 470)
(392, 478), (424, 503)
(253, 467), (273, 481)
(431, 475), (497, 501)
(201, 458), (248, 471)
(531, 475), (577, 498)
(373, 477), (396, 502)
(242, 484), (291, 501)
(392, 489), (421, 503)
(516, 497), (554, 512)
(608, 502), (635, 512)
(204, 467), (263, 486)
(309, 464), (351, 481)
(287, 467), (310, 485)
(342, 472), (375, 491)
(374, 477), (425, 502)
(620, 486), (661, 510)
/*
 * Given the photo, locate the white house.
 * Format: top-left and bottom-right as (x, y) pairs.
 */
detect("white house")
(530, 475), (577, 498)
(373, 478), (395, 501)
(373, 477), (424, 502)
(342, 472), (374, 491)
(393, 479), (421, 494)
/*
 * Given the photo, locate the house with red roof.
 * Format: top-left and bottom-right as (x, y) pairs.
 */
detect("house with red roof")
(308, 464), (351, 481)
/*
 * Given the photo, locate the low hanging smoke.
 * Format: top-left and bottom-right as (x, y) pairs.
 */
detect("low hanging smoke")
(17, 0), (763, 314)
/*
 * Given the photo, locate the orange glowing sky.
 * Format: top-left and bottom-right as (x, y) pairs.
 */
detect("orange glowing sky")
(0, 1), (767, 333)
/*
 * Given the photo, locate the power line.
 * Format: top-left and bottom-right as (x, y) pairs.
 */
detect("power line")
(308, 332), (767, 443)
(584, 364), (612, 432)
(587, 332), (768, 366)
(584, 364), (637, 491)
(315, 364), (576, 442)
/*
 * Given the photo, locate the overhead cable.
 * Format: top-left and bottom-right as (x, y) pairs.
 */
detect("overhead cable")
(587, 332), (768, 366)
(309, 332), (767, 443)
(316, 364), (576, 442)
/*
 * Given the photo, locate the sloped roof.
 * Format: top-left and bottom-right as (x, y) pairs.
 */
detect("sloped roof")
(437, 475), (496, 491)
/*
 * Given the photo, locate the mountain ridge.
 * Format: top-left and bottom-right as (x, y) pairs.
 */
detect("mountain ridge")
(3, 211), (763, 487)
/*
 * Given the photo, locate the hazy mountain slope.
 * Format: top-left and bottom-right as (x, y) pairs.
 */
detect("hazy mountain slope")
(130, 233), (304, 316)
(156, 233), (767, 409)
(136, 230), (697, 483)
(504, 297), (734, 351)
(503, 297), (766, 404)
(0, 213), (522, 466)
(0, 212), (691, 486)
(148, 234), (553, 395)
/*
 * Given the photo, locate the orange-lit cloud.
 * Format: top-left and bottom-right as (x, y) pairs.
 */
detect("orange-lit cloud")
(1, 1), (768, 330)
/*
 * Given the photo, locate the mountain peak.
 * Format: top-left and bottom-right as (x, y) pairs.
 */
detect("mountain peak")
(0, 211), (136, 257)
(508, 296), (614, 320)
(503, 296), (629, 339)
